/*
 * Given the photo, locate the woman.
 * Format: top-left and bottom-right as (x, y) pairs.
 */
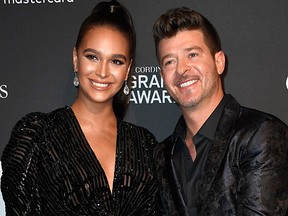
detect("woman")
(1, 1), (161, 215)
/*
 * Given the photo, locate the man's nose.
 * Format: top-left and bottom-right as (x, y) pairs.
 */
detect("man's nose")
(176, 58), (191, 75)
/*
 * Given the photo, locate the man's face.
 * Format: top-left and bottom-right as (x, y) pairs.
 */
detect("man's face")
(158, 30), (224, 110)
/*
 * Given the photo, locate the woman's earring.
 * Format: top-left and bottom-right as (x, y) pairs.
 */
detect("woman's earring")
(123, 81), (129, 95)
(73, 71), (79, 87)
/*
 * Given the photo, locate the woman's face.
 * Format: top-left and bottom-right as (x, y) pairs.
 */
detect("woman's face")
(73, 26), (131, 106)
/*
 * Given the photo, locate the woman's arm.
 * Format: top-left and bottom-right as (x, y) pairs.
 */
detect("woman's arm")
(1, 113), (45, 216)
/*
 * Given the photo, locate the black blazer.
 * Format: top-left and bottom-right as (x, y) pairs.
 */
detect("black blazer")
(154, 95), (288, 216)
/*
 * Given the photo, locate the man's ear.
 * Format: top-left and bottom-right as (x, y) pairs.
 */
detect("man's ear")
(215, 51), (225, 75)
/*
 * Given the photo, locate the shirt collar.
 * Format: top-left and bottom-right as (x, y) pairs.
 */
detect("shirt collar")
(173, 94), (229, 141)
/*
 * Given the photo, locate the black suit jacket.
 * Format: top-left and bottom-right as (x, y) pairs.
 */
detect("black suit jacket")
(154, 95), (288, 216)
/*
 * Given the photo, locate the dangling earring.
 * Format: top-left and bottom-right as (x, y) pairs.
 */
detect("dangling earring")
(123, 80), (129, 95)
(73, 71), (79, 87)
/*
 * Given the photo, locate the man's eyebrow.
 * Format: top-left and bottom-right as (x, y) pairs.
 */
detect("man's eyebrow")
(183, 46), (203, 53)
(161, 53), (174, 63)
(160, 46), (203, 64)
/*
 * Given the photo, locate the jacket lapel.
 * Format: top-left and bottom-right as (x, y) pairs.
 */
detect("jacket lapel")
(198, 95), (240, 204)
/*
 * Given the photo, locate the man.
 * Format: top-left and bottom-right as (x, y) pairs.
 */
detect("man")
(152, 7), (288, 216)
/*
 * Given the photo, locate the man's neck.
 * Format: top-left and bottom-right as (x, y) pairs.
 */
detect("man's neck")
(181, 92), (224, 136)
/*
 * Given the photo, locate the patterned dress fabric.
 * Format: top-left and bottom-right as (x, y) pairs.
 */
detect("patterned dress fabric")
(1, 107), (160, 216)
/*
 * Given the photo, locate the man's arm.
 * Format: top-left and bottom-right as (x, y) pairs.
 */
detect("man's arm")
(238, 118), (288, 215)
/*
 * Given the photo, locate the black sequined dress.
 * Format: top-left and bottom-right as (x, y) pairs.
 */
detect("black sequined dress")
(1, 107), (160, 216)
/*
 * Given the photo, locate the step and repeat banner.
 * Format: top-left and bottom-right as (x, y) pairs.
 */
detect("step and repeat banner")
(1, 0), (288, 158)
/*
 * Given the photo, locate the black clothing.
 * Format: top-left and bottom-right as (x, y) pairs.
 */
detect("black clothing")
(154, 94), (288, 216)
(1, 107), (161, 216)
(173, 95), (228, 215)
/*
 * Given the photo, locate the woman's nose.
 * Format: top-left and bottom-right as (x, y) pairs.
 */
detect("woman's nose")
(96, 62), (110, 78)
